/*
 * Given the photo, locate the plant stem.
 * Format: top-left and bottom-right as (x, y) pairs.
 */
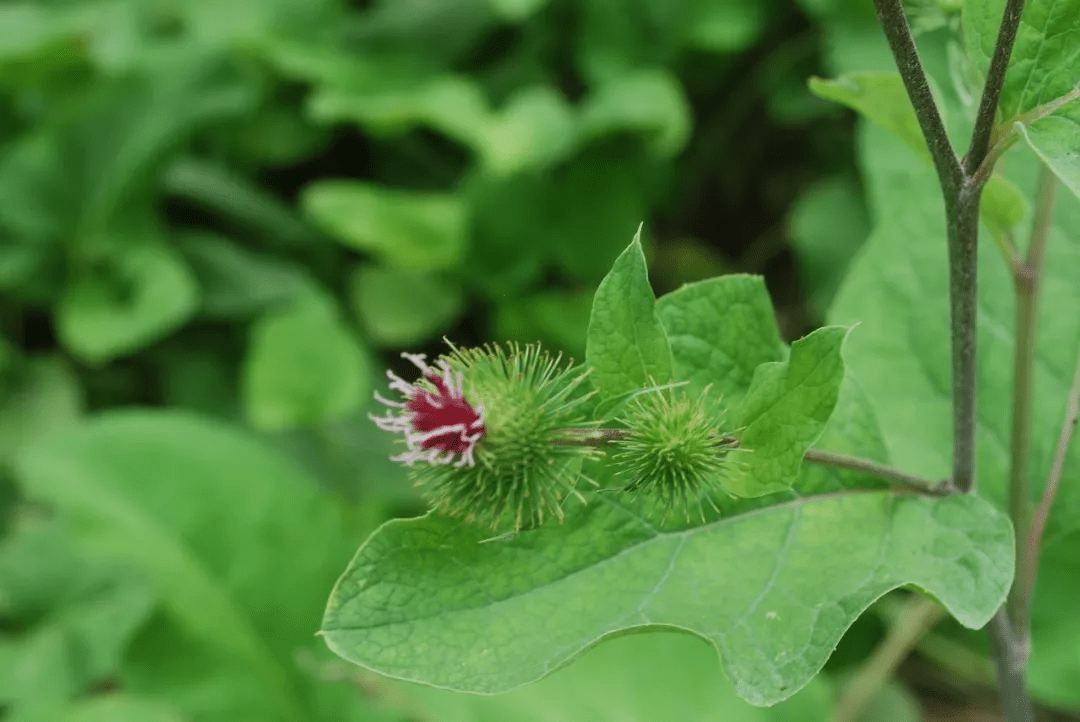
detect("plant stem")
(944, 191), (982, 494)
(803, 449), (955, 495)
(834, 595), (946, 722)
(964, 0), (1026, 175)
(1007, 167), (1057, 635)
(1015, 353), (1080, 639)
(870, 0), (963, 199)
(988, 608), (1034, 722)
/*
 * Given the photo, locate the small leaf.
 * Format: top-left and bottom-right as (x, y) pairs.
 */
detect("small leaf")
(1017, 109), (1080, 200)
(586, 229), (673, 402)
(656, 274), (786, 406)
(322, 491), (1012, 706)
(734, 326), (849, 496)
(302, 181), (466, 270)
(350, 265), (464, 347)
(242, 295), (371, 430)
(56, 242), (198, 364)
(809, 72), (933, 162)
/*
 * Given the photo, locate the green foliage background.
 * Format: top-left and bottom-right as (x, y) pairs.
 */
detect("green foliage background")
(1, 0), (1079, 720)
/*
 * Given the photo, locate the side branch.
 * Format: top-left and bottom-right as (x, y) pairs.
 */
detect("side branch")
(870, 0), (963, 197)
(965, 0), (1027, 175)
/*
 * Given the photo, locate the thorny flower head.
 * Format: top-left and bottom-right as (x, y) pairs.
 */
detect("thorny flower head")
(371, 343), (598, 532)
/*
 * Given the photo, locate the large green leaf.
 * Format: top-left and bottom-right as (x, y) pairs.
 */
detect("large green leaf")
(322, 489), (1011, 706)
(655, 274), (786, 407)
(734, 326), (849, 496)
(301, 181), (466, 270)
(242, 295), (371, 430)
(12, 411), (360, 722)
(832, 122), (1080, 533)
(585, 231), (673, 403)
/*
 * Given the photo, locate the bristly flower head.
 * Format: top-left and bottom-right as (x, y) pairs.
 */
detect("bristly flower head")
(610, 388), (740, 520)
(372, 343), (597, 531)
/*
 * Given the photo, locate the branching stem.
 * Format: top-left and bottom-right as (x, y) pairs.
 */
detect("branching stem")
(869, 0), (1032, 719)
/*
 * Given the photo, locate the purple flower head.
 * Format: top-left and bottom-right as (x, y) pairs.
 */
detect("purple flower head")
(371, 353), (486, 467)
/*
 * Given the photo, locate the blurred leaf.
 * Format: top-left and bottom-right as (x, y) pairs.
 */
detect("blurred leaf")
(580, 69), (692, 156)
(733, 326), (848, 496)
(462, 174), (548, 297)
(350, 266), (464, 347)
(1029, 532), (1080, 708)
(586, 231), (673, 403)
(546, 147), (651, 282)
(160, 349), (239, 420)
(57, 241), (199, 364)
(302, 181), (467, 270)
(479, 85), (577, 175)
(788, 176), (871, 315)
(492, 289), (594, 359)
(163, 159), (321, 249)
(177, 232), (313, 319)
(402, 632), (833, 722)
(243, 295), (371, 430)
(0, 356), (82, 464)
(688, 0), (768, 53)
(13, 411), (360, 722)
(2, 626), (79, 714)
(487, 0), (550, 21)
(309, 74), (489, 149)
(63, 694), (183, 722)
